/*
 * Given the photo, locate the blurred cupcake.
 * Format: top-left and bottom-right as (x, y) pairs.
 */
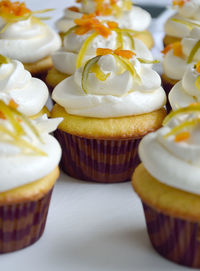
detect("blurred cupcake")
(169, 60), (200, 110)
(0, 54), (49, 118)
(46, 14), (154, 89)
(162, 27), (200, 93)
(51, 49), (166, 183)
(56, 0), (153, 49)
(0, 101), (62, 253)
(0, 0), (61, 78)
(164, 0), (200, 46)
(132, 104), (200, 268)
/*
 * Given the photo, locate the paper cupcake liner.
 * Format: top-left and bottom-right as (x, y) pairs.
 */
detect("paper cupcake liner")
(142, 202), (200, 268)
(55, 130), (141, 183)
(0, 189), (53, 254)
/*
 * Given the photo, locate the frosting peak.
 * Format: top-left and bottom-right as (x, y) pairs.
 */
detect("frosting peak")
(0, 57), (48, 116)
(52, 53), (166, 118)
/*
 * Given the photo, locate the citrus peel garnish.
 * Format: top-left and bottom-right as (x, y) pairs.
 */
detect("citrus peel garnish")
(163, 104), (200, 126)
(174, 131), (190, 142)
(187, 40), (200, 64)
(96, 48), (136, 59)
(0, 101), (46, 156)
(68, 6), (80, 12)
(90, 63), (111, 81)
(172, 18), (200, 30)
(0, 1), (54, 33)
(162, 42), (183, 57)
(0, 54), (10, 65)
(172, 0), (190, 7)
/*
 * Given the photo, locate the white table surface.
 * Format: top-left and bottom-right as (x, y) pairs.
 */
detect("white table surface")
(1, 1), (194, 270)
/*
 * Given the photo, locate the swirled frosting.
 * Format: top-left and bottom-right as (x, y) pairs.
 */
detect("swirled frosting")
(52, 54), (166, 118)
(55, 5), (151, 33)
(163, 27), (200, 80)
(0, 113), (62, 192)
(165, 0), (200, 38)
(0, 59), (48, 116)
(139, 110), (200, 195)
(52, 30), (153, 75)
(169, 64), (200, 109)
(0, 16), (61, 63)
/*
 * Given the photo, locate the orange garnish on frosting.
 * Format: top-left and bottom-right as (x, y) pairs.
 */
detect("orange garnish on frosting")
(195, 60), (200, 73)
(175, 131), (190, 142)
(0, 0), (31, 18)
(107, 21), (118, 29)
(173, 0), (189, 7)
(68, 6), (80, 12)
(74, 14), (113, 37)
(96, 48), (136, 59)
(8, 99), (18, 110)
(162, 42), (183, 57)
(0, 111), (6, 119)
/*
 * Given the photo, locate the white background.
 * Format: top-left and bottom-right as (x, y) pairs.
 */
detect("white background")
(1, 1), (192, 271)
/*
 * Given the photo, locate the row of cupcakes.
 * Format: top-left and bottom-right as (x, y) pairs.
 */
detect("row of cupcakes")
(1, 0), (200, 269)
(0, 0), (165, 255)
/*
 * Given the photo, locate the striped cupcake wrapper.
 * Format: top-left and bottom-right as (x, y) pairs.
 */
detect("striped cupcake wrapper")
(55, 130), (141, 183)
(0, 189), (53, 254)
(143, 202), (200, 268)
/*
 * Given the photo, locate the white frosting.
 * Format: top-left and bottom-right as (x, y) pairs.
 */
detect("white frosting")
(52, 30), (153, 75)
(0, 114), (62, 192)
(55, 5), (151, 33)
(165, 0), (200, 38)
(163, 27), (200, 80)
(0, 16), (61, 63)
(0, 59), (48, 116)
(139, 119), (200, 195)
(169, 64), (200, 109)
(52, 54), (166, 118)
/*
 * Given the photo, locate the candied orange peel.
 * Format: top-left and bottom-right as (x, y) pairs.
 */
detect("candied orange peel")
(74, 14), (114, 38)
(68, 6), (80, 12)
(173, 0), (190, 7)
(96, 48), (136, 59)
(162, 42), (183, 57)
(175, 131), (190, 142)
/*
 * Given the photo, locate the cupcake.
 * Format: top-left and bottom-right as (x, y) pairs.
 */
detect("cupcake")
(46, 14), (154, 89)
(162, 26), (200, 93)
(164, 0), (200, 46)
(51, 49), (166, 183)
(0, 54), (49, 118)
(0, 0), (61, 78)
(0, 101), (62, 253)
(169, 60), (200, 110)
(55, 0), (153, 49)
(132, 104), (200, 268)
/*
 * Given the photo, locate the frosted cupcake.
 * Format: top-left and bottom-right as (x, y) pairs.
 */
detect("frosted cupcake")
(0, 0), (61, 77)
(162, 27), (200, 93)
(169, 60), (200, 110)
(0, 55), (49, 118)
(56, 0), (153, 49)
(132, 104), (200, 268)
(51, 49), (166, 183)
(0, 101), (62, 253)
(46, 15), (154, 89)
(164, 0), (200, 46)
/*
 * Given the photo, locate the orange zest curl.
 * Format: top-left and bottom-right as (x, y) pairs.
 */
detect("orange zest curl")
(96, 48), (136, 59)
(74, 14), (113, 38)
(173, 0), (190, 7)
(106, 21), (118, 30)
(0, 111), (6, 119)
(68, 6), (80, 12)
(162, 42), (183, 57)
(175, 131), (190, 142)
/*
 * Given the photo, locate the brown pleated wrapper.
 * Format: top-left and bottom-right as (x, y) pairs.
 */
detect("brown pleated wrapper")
(55, 130), (140, 183)
(0, 189), (53, 254)
(143, 202), (200, 268)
